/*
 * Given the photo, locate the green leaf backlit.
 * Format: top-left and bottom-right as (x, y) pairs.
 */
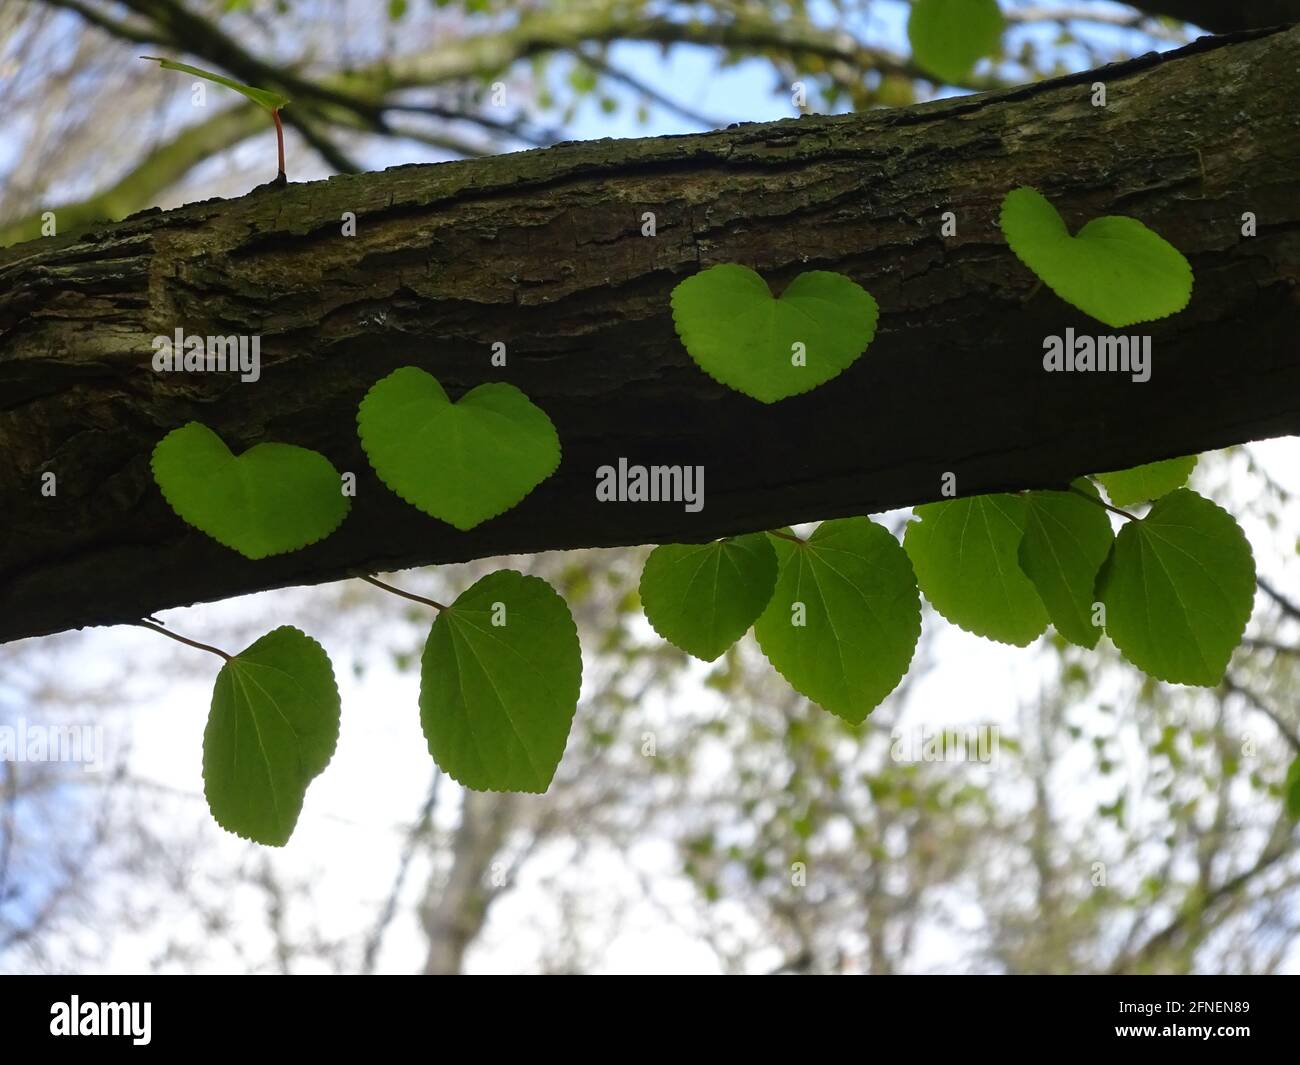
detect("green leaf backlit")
(204, 626), (340, 846)
(357, 367), (561, 531)
(640, 533), (779, 661)
(420, 570), (581, 792)
(1000, 186), (1193, 328)
(1097, 489), (1255, 686)
(1018, 482), (1115, 649)
(671, 264), (878, 403)
(141, 56), (290, 111)
(1095, 455), (1197, 507)
(754, 519), (921, 724)
(904, 494), (1049, 646)
(152, 422), (350, 560)
(907, 0), (1004, 85)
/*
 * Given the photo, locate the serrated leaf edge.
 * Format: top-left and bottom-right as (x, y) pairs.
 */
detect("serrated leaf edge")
(755, 521), (922, 724)
(669, 267), (879, 404)
(418, 570), (583, 794)
(904, 499), (1048, 648)
(1099, 489), (1255, 687)
(356, 371), (561, 531)
(999, 189), (1193, 329)
(202, 625), (341, 847)
(152, 423), (351, 561)
(638, 537), (778, 662)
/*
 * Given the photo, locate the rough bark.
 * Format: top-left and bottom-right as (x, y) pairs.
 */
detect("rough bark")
(2, 25), (1299, 644)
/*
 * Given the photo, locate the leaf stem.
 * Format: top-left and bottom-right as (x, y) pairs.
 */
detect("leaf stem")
(272, 108), (286, 182)
(362, 575), (448, 612)
(1069, 483), (1138, 521)
(767, 529), (805, 544)
(133, 619), (232, 661)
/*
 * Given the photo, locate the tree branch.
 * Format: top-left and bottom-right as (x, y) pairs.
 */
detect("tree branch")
(375, 8), (999, 93)
(0, 102), (267, 247)
(1258, 577), (1300, 624)
(2, 26), (1299, 643)
(23, 0), (1004, 241)
(573, 48), (728, 130)
(41, 0), (166, 45)
(1110, 812), (1295, 973)
(1127, 0), (1300, 33)
(1222, 675), (1300, 754)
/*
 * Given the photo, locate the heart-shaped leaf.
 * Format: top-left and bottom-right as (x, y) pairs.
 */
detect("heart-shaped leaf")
(904, 494), (1049, 646)
(1097, 489), (1255, 686)
(754, 519), (921, 724)
(640, 533), (779, 661)
(1000, 186), (1193, 328)
(420, 570), (581, 792)
(671, 264), (879, 403)
(152, 422), (350, 560)
(357, 367), (561, 531)
(1095, 455), (1197, 507)
(204, 626), (340, 846)
(908, 0), (1004, 85)
(1018, 481), (1114, 649)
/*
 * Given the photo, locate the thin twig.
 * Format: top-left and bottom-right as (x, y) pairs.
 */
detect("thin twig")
(1223, 675), (1300, 754)
(1258, 577), (1300, 624)
(132, 619), (231, 661)
(1069, 483), (1137, 521)
(362, 772), (441, 974)
(575, 49), (726, 129)
(362, 574), (448, 612)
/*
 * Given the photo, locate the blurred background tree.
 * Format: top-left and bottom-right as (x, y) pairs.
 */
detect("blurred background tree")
(1, 0), (1297, 974)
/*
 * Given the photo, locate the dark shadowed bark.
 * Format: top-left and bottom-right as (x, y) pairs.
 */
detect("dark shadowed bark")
(2, 24), (1299, 643)
(1134, 1), (1300, 32)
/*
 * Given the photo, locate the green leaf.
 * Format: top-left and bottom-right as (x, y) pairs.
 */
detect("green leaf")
(753, 519), (921, 724)
(204, 626), (340, 846)
(640, 533), (778, 661)
(152, 422), (350, 560)
(904, 494), (1049, 646)
(420, 570), (581, 792)
(670, 264), (879, 403)
(1018, 482), (1115, 649)
(141, 56), (290, 111)
(567, 63), (598, 94)
(357, 367), (561, 531)
(907, 0), (1004, 85)
(1000, 186), (1193, 328)
(1097, 488), (1255, 686)
(1286, 757), (1300, 820)
(1095, 455), (1197, 507)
